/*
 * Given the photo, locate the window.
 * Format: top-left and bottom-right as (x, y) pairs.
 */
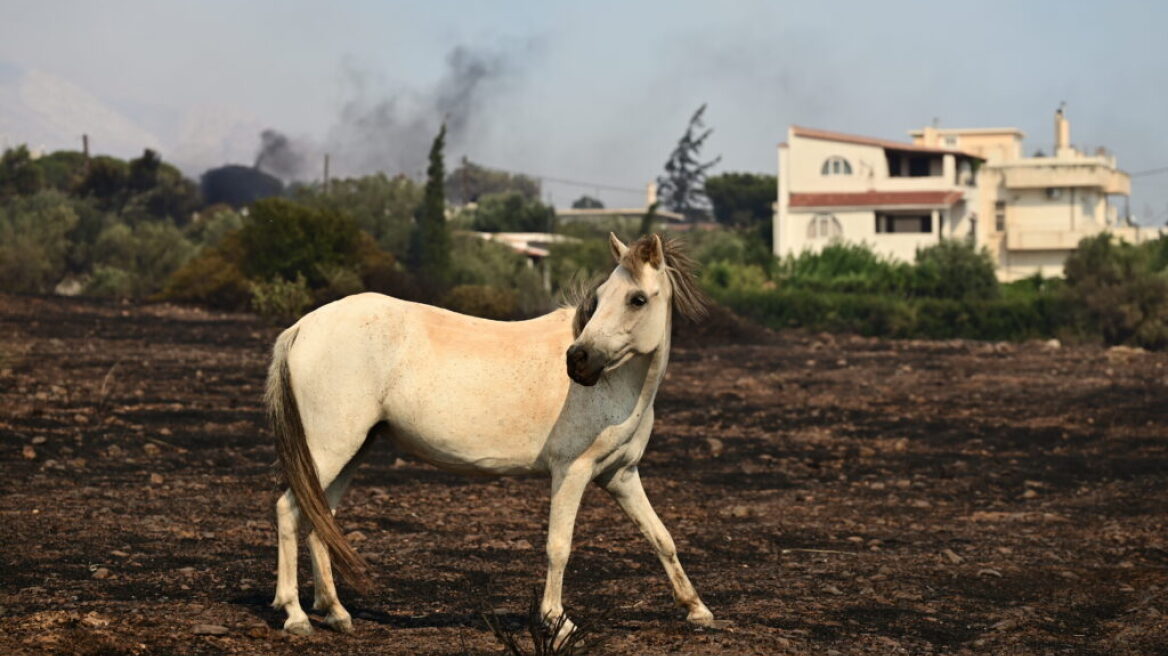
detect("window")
(943, 135), (958, 147)
(807, 214), (843, 239)
(1046, 187), (1063, 200)
(820, 156), (853, 176)
(994, 201), (1006, 231)
(875, 212), (932, 233)
(957, 160), (975, 186)
(887, 152), (940, 177)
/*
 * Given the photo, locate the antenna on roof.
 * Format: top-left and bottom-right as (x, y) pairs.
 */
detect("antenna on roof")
(931, 117), (940, 128)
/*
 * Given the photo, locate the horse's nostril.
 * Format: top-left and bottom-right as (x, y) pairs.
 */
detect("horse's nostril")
(567, 345), (588, 366)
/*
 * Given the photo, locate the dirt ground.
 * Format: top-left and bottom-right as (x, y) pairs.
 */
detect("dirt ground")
(1, 293), (1166, 656)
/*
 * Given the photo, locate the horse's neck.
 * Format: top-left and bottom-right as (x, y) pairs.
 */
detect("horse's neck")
(608, 318), (672, 420)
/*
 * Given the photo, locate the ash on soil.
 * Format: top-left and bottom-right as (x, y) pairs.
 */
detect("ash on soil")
(1, 294), (1166, 655)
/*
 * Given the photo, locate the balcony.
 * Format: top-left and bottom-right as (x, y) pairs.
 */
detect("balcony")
(1006, 228), (1097, 251)
(999, 162), (1131, 195)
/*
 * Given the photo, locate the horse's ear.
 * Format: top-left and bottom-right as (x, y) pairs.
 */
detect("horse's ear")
(609, 232), (628, 262)
(646, 234), (664, 269)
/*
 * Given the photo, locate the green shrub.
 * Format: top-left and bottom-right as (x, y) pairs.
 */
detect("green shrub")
(450, 235), (549, 316)
(911, 240), (999, 300)
(0, 191), (79, 292)
(249, 273), (313, 322)
(701, 260), (769, 292)
(684, 228), (774, 270)
(711, 288), (1067, 343)
(85, 219), (195, 298)
(471, 191), (556, 233)
(779, 242), (912, 295)
(291, 173), (421, 259)
(239, 198), (360, 286)
(160, 242), (252, 310)
(83, 265), (137, 298)
(1062, 233), (1168, 349)
(442, 284), (518, 320)
(314, 263), (365, 304)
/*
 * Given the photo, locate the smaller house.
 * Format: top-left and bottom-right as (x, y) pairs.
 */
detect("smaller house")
(555, 183), (686, 226)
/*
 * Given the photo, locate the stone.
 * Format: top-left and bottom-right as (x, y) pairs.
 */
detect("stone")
(192, 624), (229, 635)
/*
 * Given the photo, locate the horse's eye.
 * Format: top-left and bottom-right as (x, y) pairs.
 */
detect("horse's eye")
(630, 293), (648, 307)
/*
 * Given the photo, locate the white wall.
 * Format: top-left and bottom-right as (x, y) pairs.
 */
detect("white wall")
(781, 208), (943, 262)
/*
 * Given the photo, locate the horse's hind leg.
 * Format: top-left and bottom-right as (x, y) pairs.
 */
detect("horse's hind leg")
(273, 490), (312, 634)
(273, 412), (378, 634)
(307, 432), (378, 633)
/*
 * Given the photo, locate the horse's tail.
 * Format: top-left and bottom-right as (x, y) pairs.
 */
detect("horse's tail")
(266, 325), (373, 592)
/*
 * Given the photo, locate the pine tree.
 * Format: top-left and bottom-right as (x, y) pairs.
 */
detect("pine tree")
(657, 104), (721, 221)
(409, 124), (451, 291)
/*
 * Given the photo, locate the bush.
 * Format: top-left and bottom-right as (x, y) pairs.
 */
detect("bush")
(450, 235), (549, 316)
(442, 285), (518, 320)
(911, 240), (999, 300)
(712, 287), (1062, 342)
(471, 191), (556, 233)
(84, 220), (195, 298)
(0, 191), (79, 293)
(1062, 234), (1168, 349)
(161, 241), (252, 310)
(684, 228), (774, 271)
(291, 173), (421, 259)
(314, 263), (365, 304)
(779, 242), (912, 296)
(701, 260), (770, 293)
(239, 198), (360, 286)
(249, 273), (313, 322)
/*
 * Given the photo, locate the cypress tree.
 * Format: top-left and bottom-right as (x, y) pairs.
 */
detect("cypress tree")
(409, 124), (451, 290)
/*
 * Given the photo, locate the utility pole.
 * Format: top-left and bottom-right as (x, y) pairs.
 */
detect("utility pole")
(323, 153), (331, 194)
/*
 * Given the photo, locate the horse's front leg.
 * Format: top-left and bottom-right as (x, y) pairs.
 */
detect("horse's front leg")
(540, 463), (592, 632)
(600, 465), (715, 626)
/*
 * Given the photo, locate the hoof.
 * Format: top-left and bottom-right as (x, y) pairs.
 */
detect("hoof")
(544, 613), (576, 646)
(284, 618), (313, 636)
(686, 606), (718, 628)
(324, 613), (353, 634)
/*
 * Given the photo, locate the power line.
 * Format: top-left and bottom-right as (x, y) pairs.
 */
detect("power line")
(472, 161), (646, 196)
(1130, 166), (1168, 178)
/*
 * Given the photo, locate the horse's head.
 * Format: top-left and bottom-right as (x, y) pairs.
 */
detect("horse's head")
(566, 233), (706, 386)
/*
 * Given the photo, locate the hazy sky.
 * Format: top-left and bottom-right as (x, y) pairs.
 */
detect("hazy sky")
(2, 0), (1167, 220)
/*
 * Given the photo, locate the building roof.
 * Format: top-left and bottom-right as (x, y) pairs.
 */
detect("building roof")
(907, 127), (1025, 137)
(789, 190), (965, 209)
(555, 207), (687, 223)
(791, 125), (983, 159)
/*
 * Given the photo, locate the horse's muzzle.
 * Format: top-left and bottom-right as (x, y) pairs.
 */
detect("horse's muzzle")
(566, 344), (603, 386)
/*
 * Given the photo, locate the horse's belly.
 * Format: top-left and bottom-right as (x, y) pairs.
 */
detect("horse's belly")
(384, 365), (564, 476)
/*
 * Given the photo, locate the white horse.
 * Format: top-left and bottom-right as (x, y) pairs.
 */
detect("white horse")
(267, 233), (714, 635)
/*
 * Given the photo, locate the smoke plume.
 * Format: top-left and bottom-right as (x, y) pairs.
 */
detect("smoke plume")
(254, 129), (309, 180)
(254, 44), (517, 182)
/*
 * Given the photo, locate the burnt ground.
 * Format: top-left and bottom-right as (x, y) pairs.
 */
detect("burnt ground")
(1, 293), (1166, 656)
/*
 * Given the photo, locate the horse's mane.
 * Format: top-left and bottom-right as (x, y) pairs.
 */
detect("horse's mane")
(567, 234), (708, 338)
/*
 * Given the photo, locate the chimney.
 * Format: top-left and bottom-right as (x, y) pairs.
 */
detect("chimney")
(1054, 105), (1072, 157)
(646, 181), (658, 207)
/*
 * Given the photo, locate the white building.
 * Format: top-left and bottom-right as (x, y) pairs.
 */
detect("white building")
(911, 109), (1144, 280)
(775, 110), (1158, 280)
(774, 126), (983, 264)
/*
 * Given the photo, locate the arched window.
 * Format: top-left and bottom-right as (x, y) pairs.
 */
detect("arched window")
(807, 214), (843, 240)
(820, 156), (853, 176)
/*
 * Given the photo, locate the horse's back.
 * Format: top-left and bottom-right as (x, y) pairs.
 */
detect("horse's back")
(285, 293), (576, 474)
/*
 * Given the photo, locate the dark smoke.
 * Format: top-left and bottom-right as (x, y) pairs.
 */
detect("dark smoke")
(255, 44), (517, 182)
(254, 129), (309, 181)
